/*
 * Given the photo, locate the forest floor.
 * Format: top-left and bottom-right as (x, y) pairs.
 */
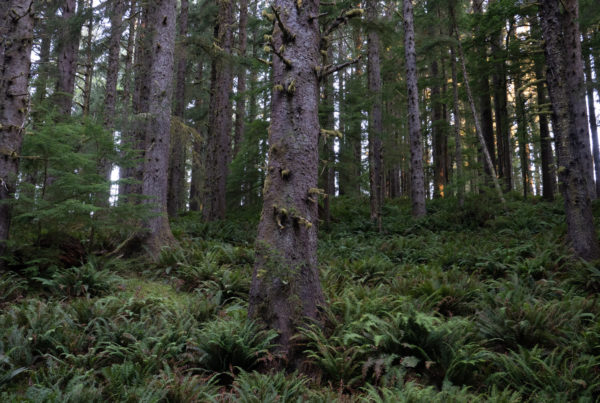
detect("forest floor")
(1, 194), (600, 402)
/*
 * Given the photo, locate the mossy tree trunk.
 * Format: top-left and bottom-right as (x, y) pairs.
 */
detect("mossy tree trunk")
(0, 0), (35, 258)
(248, 0), (325, 364)
(583, 41), (600, 199)
(233, 0), (248, 158)
(403, 0), (426, 217)
(539, 0), (600, 261)
(140, 0), (177, 256)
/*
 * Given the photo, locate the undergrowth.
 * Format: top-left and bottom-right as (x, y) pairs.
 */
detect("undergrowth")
(1, 195), (599, 401)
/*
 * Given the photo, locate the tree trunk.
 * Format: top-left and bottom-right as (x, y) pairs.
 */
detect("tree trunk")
(450, 45), (464, 207)
(539, 0), (599, 261)
(167, 0), (189, 217)
(584, 42), (600, 198)
(104, 0), (125, 128)
(233, 0), (248, 157)
(81, 0), (94, 116)
(248, 0), (325, 363)
(55, 0), (81, 116)
(452, 10), (506, 206)
(534, 56), (556, 201)
(403, 0), (426, 217)
(189, 62), (205, 212)
(319, 46), (335, 226)
(118, 0), (137, 202)
(514, 71), (531, 198)
(561, 0), (595, 199)
(203, 0), (234, 221)
(0, 0), (35, 258)
(431, 59), (447, 198)
(492, 31), (512, 192)
(140, 0), (177, 256)
(367, 0), (384, 227)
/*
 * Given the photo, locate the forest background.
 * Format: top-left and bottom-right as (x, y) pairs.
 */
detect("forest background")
(1, 0), (600, 400)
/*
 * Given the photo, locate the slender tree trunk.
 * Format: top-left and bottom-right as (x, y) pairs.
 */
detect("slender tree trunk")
(55, 0), (81, 116)
(189, 63), (205, 212)
(248, 0), (325, 364)
(403, 0), (426, 217)
(534, 56), (556, 201)
(233, 0), (248, 157)
(140, 0), (177, 256)
(319, 46), (335, 225)
(118, 0), (137, 202)
(539, 0), (599, 261)
(167, 0), (189, 217)
(203, 0), (234, 221)
(104, 0), (125, 128)
(366, 0), (384, 228)
(431, 59), (447, 198)
(492, 31), (512, 192)
(450, 46), (464, 206)
(81, 0), (94, 116)
(584, 44), (600, 198)
(0, 0), (35, 258)
(515, 71), (531, 198)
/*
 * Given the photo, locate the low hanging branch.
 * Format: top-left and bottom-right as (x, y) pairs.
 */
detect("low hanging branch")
(322, 8), (364, 38)
(319, 55), (362, 79)
(271, 6), (296, 42)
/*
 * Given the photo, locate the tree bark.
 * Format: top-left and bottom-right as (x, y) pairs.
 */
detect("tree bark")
(319, 46), (335, 226)
(0, 0), (35, 258)
(248, 0), (325, 363)
(81, 0), (94, 117)
(233, 0), (248, 157)
(203, 0), (234, 221)
(167, 0), (189, 217)
(55, 0), (81, 116)
(367, 0), (384, 228)
(492, 30), (512, 192)
(539, 0), (599, 261)
(534, 56), (556, 201)
(584, 42), (600, 198)
(104, 0), (126, 128)
(450, 46), (464, 206)
(431, 59), (447, 198)
(514, 71), (532, 197)
(140, 0), (177, 256)
(189, 62), (205, 212)
(403, 0), (426, 217)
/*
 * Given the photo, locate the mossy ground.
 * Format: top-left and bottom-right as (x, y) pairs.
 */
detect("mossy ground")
(1, 195), (599, 401)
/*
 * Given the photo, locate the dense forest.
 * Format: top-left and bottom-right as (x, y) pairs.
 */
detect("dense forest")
(1, 0), (600, 400)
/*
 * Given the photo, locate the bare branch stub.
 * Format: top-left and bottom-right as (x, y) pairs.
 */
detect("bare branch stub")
(319, 55), (362, 80)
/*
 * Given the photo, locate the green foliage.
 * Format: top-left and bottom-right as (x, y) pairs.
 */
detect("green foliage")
(192, 316), (277, 374)
(231, 370), (309, 402)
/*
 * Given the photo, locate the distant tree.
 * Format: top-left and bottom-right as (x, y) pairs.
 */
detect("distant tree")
(55, 0), (82, 116)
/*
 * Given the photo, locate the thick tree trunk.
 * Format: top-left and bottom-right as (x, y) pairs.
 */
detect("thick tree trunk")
(584, 45), (600, 198)
(203, 0), (234, 221)
(167, 0), (189, 217)
(233, 0), (248, 157)
(0, 0), (35, 258)
(534, 57), (556, 201)
(450, 46), (464, 206)
(561, 0), (595, 199)
(403, 0), (426, 217)
(539, 0), (600, 261)
(140, 0), (177, 256)
(367, 0), (384, 227)
(55, 0), (81, 116)
(248, 0), (325, 363)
